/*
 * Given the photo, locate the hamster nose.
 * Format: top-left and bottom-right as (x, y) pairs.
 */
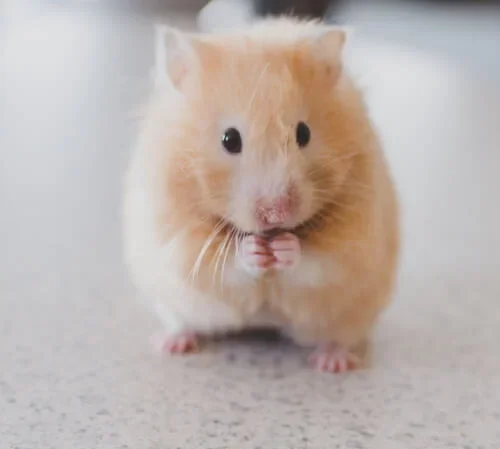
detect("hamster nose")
(255, 189), (298, 227)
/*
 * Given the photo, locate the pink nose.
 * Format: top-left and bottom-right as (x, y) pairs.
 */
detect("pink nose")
(256, 192), (297, 227)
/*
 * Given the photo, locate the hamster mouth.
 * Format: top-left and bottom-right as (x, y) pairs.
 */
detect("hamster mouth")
(222, 220), (285, 239)
(217, 199), (334, 240)
(221, 210), (330, 240)
(217, 216), (287, 239)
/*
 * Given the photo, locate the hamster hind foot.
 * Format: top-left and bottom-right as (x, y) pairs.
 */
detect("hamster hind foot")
(309, 344), (361, 374)
(150, 331), (199, 355)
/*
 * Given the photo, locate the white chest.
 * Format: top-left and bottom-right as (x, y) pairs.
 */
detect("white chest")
(279, 250), (342, 288)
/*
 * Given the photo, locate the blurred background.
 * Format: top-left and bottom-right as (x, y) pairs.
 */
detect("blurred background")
(2, 0), (499, 82)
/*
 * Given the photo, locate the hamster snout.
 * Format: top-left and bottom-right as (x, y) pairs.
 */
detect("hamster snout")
(255, 184), (299, 229)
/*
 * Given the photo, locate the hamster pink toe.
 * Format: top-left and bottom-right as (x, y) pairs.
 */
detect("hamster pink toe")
(150, 332), (199, 355)
(309, 345), (360, 374)
(269, 233), (301, 269)
(238, 235), (275, 271)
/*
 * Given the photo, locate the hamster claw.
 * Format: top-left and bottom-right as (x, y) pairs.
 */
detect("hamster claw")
(150, 332), (199, 355)
(309, 344), (360, 374)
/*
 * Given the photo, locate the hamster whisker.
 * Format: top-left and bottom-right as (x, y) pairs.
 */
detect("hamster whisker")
(309, 182), (374, 204)
(220, 227), (237, 289)
(311, 191), (352, 208)
(342, 180), (375, 193)
(189, 218), (227, 285)
(295, 196), (355, 236)
(213, 228), (232, 289)
(309, 187), (336, 195)
(314, 150), (362, 164)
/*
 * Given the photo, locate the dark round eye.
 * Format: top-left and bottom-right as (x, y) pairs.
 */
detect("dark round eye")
(296, 121), (311, 148)
(221, 127), (242, 154)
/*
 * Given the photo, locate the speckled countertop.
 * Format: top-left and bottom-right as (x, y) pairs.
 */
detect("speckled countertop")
(1, 3), (500, 449)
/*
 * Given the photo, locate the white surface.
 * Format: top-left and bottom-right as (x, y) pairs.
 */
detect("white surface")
(1, 6), (500, 448)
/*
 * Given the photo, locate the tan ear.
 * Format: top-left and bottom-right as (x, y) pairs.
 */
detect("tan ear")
(313, 27), (346, 61)
(309, 26), (350, 80)
(161, 27), (199, 89)
(159, 27), (220, 91)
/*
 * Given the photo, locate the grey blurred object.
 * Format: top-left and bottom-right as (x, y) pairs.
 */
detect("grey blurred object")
(198, 0), (254, 31)
(253, 0), (337, 18)
(197, 0), (337, 32)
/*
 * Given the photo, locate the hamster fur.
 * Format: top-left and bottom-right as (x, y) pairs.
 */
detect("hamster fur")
(123, 18), (399, 372)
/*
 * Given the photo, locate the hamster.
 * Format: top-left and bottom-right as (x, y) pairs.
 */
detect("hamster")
(123, 18), (399, 373)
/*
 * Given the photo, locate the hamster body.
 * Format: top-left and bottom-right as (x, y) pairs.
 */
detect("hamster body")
(123, 18), (399, 372)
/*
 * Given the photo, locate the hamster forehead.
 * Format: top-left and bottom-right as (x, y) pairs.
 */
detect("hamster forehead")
(187, 41), (331, 144)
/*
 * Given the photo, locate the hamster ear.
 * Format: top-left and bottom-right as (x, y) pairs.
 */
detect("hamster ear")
(155, 26), (211, 90)
(163, 28), (198, 89)
(309, 27), (351, 79)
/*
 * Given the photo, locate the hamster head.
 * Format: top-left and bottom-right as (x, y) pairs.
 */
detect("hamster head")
(157, 19), (363, 236)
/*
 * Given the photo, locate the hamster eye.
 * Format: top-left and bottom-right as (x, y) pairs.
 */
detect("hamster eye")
(296, 122), (311, 148)
(221, 128), (242, 154)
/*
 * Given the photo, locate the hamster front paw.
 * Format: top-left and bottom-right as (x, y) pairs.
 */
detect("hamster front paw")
(269, 232), (301, 270)
(237, 235), (275, 275)
(237, 233), (301, 275)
